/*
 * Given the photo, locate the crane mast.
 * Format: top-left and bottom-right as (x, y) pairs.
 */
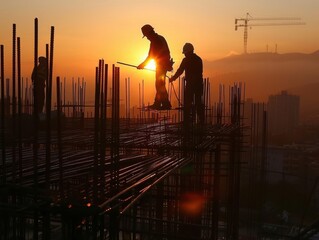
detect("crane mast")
(235, 12), (305, 54)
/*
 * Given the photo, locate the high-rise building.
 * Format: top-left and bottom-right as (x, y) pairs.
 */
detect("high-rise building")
(267, 90), (300, 136)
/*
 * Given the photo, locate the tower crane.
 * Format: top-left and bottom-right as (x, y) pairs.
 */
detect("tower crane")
(235, 13), (305, 54)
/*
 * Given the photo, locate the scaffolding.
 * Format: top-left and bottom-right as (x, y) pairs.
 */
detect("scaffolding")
(0, 57), (246, 239)
(0, 18), (293, 240)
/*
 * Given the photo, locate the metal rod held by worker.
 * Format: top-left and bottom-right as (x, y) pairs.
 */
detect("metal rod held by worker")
(117, 61), (155, 72)
(117, 62), (138, 68)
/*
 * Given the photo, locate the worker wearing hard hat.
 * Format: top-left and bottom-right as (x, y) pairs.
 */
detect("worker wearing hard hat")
(137, 24), (173, 110)
(32, 56), (48, 114)
(170, 43), (204, 125)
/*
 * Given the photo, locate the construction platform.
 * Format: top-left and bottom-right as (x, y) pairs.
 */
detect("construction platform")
(1, 111), (245, 240)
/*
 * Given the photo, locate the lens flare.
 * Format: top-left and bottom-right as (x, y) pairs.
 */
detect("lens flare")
(180, 192), (205, 216)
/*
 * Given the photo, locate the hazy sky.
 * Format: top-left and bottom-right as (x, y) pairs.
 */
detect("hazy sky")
(1, 0), (318, 103)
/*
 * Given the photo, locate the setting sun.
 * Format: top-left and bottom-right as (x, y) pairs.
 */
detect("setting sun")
(145, 59), (156, 71)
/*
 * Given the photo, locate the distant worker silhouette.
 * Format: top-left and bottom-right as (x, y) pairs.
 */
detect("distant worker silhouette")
(32, 56), (48, 114)
(137, 24), (173, 110)
(170, 43), (205, 125)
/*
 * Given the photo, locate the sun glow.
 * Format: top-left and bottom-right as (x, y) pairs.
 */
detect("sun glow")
(145, 59), (156, 71)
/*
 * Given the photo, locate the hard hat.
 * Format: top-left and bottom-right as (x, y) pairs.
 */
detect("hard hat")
(182, 43), (194, 54)
(39, 56), (47, 63)
(141, 24), (154, 38)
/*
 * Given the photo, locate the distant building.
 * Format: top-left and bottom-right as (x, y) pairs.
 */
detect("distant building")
(243, 98), (268, 148)
(267, 143), (319, 185)
(267, 91), (300, 136)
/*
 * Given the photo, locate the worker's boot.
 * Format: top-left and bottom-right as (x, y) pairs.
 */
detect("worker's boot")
(160, 100), (172, 110)
(148, 101), (161, 110)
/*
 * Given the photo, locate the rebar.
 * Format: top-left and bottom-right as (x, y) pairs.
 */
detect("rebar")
(0, 19), (266, 240)
(1, 45), (6, 184)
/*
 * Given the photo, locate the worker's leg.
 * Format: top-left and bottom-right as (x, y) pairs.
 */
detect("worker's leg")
(184, 87), (193, 125)
(155, 68), (171, 108)
(195, 94), (204, 124)
(195, 84), (204, 124)
(35, 85), (45, 114)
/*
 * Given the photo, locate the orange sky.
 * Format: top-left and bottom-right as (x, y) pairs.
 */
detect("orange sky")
(1, 0), (318, 106)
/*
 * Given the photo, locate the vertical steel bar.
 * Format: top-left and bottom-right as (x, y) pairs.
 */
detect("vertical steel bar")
(43, 54), (52, 240)
(142, 79), (144, 109)
(126, 77), (129, 118)
(44, 30), (54, 240)
(112, 65), (120, 186)
(234, 106), (241, 240)
(110, 65), (120, 240)
(12, 24), (16, 114)
(17, 37), (22, 182)
(93, 65), (100, 204)
(72, 77), (74, 117)
(83, 79), (86, 117)
(49, 26), (54, 112)
(24, 78), (28, 114)
(44, 33), (53, 238)
(212, 146), (221, 240)
(178, 77), (181, 123)
(57, 76), (63, 199)
(33, 17), (39, 185)
(128, 77), (130, 119)
(45, 43), (51, 186)
(100, 60), (104, 118)
(206, 79), (209, 123)
(0, 45), (5, 184)
(104, 64), (108, 120)
(92, 63), (102, 240)
(33, 17), (39, 240)
(63, 77), (66, 112)
(99, 59), (106, 200)
(139, 82), (141, 119)
(12, 23), (17, 183)
(78, 77), (80, 114)
(101, 63), (108, 172)
(0, 42), (9, 240)
(99, 63), (109, 239)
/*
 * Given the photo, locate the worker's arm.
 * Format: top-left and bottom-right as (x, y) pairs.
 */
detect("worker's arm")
(137, 57), (151, 69)
(169, 59), (185, 82)
(138, 42), (153, 69)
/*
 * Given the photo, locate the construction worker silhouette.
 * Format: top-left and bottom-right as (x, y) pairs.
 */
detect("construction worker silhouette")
(170, 43), (205, 125)
(137, 24), (173, 110)
(32, 56), (48, 114)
